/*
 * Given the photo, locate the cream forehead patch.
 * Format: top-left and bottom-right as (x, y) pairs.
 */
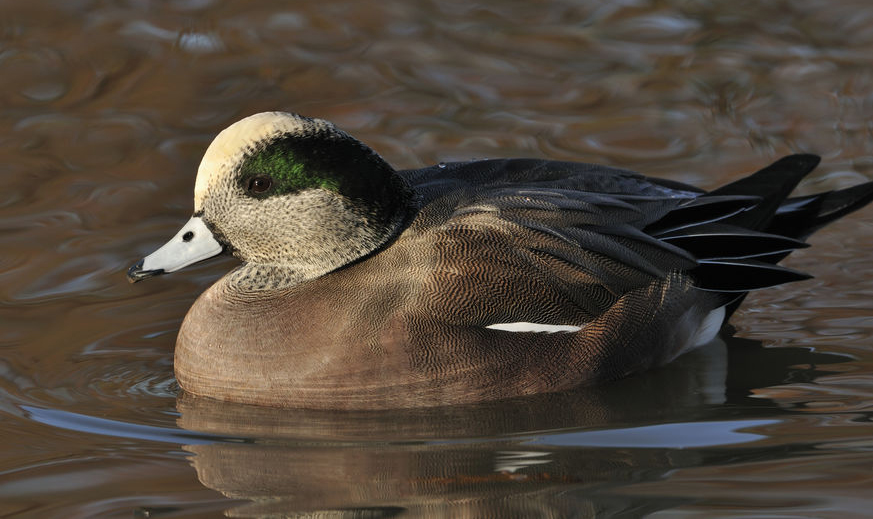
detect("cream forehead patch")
(193, 112), (333, 211)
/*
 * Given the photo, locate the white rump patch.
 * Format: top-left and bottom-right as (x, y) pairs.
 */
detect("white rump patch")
(691, 306), (726, 347)
(485, 322), (583, 333)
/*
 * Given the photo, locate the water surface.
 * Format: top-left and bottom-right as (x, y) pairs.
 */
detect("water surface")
(2, 1), (873, 517)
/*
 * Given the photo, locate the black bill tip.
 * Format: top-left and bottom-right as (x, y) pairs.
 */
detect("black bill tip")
(127, 259), (165, 283)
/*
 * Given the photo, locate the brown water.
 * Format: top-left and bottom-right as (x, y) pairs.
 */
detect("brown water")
(1, 0), (873, 517)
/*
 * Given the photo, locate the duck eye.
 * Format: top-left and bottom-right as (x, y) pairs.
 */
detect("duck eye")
(247, 176), (273, 194)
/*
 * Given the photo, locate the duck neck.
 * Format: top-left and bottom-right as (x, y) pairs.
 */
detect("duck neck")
(226, 264), (308, 292)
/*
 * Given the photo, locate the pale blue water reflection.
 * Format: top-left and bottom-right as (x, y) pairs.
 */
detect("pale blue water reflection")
(529, 420), (779, 449)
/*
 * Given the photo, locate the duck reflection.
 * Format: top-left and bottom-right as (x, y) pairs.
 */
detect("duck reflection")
(175, 336), (849, 518)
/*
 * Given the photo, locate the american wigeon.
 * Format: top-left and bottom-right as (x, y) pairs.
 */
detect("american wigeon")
(129, 112), (873, 410)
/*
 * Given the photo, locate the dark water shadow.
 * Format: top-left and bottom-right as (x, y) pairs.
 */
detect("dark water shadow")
(169, 333), (851, 518)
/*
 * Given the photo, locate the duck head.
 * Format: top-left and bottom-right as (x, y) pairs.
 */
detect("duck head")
(128, 112), (414, 289)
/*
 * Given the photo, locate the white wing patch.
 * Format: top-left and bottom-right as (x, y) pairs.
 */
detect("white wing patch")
(485, 322), (583, 333)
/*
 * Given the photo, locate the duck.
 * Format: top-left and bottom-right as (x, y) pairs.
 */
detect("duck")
(128, 112), (873, 410)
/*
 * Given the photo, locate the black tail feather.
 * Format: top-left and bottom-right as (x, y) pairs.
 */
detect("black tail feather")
(651, 154), (872, 298)
(710, 154), (821, 231)
(769, 180), (873, 239)
(693, 259), (813, 292)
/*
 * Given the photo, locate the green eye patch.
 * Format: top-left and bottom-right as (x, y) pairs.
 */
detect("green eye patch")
(238, 137), (341, 197)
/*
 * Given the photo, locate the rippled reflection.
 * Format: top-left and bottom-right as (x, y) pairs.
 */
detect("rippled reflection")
(165, 338), (856, 517)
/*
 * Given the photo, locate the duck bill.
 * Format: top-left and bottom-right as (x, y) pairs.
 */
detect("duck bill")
(128, 216), (224, 283)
